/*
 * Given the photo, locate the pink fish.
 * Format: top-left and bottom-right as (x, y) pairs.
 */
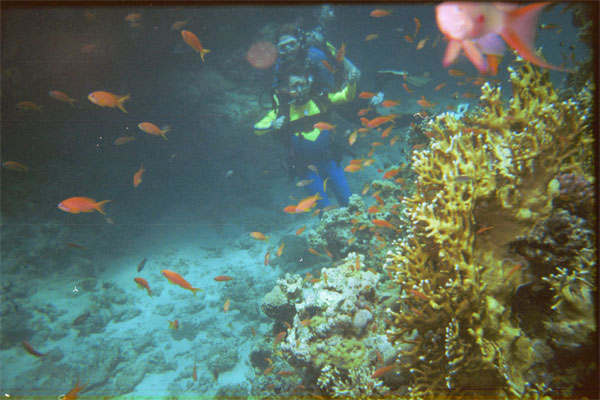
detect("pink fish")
(435, 2), (569, 74)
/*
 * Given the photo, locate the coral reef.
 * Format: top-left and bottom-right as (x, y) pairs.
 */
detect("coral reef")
(308, 195), (374, 262)
(554, 172), (595, 222)
(384, 61), (596, 399)
(260, 253), (409, 397)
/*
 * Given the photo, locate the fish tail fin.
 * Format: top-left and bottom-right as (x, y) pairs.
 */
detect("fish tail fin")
(69, 98), (79, 108)
(95, 200), (111, 215)
(200, 48), (211, 62)
(161, 133), (169, 141)
(191, 287), (203, 297)
(442, 39), (462, 68)
(502, 2), (569, 72)
(161, 125), (171, 133)
(117, 94), (130, 113)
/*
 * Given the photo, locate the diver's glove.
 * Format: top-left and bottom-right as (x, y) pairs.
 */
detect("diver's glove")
(271, 116), (286, 130)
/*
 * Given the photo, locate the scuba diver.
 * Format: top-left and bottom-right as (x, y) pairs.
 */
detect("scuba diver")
(272, 24), (361, 98)
(254, 64), (359, 209)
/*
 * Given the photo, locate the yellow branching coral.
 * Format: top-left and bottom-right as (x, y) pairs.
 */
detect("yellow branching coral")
(385, 61), (595, 399)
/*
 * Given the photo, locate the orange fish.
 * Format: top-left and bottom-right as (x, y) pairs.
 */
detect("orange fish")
(372, 219), (397, 230)
(114, 136), (136, 145)
(58, 197), (110, 215)
(371, 364), (396, 378)
(264, 250), (271, 266)
(381, 125), (393, 138)
(181, 30), (211, 62)
(250, 231), (269, 241)
(448, 68), (466, 77)
(17, 101), (43, 112)
(60, 379), (88, 400)
(404, 35), (414, 43)
(461, 92), (477, 98)
(362, 183), (370, 195)
(366, 116), (394, 129)
(171, 19), (190, 30)
(161, 270), (201, 297)
(273, 331), (286, 347)
(348, 130), (358, 146)
(296, 226), (306, 235)
(138, 122), (170, 140)
(22, 341), (46, 357)
(193, 363), (197, 381)
(276, 242), (285, 257)
(295, 193), (322, 212)
(224, 298), (231, 312)
(321, 59), (336, 74)
(283, 205), (298, 214)
(381, 100), (400, 108)
(359, 91), (377, 99)
(402, 83), (414, 94)
(66, 242), (87, 250)
(416, 38), (428, 50)
(370, 9), (391, 17)
(308, 248), (320, 256)
(278, 370), (294, 376)
(344, 163), (363, 173)
(434, 82), (447, 91)
(414, 17), (421, 36)
(87, 91), (130, 113)
(436, 3), (569, 74)
(504, 263), (523, 282)
(134, 277), (152, 296)
(313, 122), (336, 131)
(124, 13), (142, 22)
(297, 179), (314, 187)
(133, 164), (145, 188)
(476, 225), (494, 234)
(2, 161), (28, 172)
(357, 108), (371, 116)
(416, 96), (435, 108)
(410, 288), (429, 301)
(214, 275), (233, 282)
(367, 205), (380, 214)
(49, 90), (77, 107)
(336, 42), (346, 64)
(263, 365), (274, 375)
(365, 34), (379, 41)
(383, 168), (400, 179)
(373, 193), (384, 206)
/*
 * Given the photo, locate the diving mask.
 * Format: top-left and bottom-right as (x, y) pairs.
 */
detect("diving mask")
(277, 35), (299, 55)
(287, 75), (312, 96)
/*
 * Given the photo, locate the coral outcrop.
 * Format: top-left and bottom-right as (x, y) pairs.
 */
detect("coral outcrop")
(384, 61), (596, 399)
(260, 253), (409, 397)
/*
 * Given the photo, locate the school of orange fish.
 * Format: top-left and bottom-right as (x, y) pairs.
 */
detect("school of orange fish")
(6, 5), (574, 397)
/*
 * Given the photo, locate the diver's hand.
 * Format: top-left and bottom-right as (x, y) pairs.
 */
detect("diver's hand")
(348, 67), (361, 82)
(271, 116), (286, 130)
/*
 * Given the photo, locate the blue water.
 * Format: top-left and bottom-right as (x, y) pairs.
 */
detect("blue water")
(0, 3), (593, 399)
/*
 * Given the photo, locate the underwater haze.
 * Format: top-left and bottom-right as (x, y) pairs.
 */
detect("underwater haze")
(1, 3), (598, 399)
